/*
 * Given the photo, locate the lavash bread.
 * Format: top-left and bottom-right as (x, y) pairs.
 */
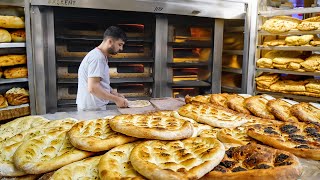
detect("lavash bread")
(0, 28), (11, 42)
(13, 128), (94, 174)
(5, 87), (29, 106)
(0, 116), (48, 142)
(50, 156), (101, 180)
(98, 142), (145, 180)
(0, 94), (8, 108)
(4, 66), (28, 79)
(10, 29), (26, 42)
(130, 138), (225, 180)
(109, 114), (194, 140)
(67, 118), (137, 152)
(0, 55), (27, 67)
(0, 16), (25, 29)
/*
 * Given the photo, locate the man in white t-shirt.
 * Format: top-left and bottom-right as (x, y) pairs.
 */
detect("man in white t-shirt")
(76, 26), (128, 111)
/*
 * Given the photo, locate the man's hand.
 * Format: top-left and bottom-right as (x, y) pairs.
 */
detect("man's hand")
(114, 97), (128, 108)
(111, 89), (125, 98)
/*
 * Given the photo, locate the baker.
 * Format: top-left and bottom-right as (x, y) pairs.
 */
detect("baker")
(76, 26), (128, 111)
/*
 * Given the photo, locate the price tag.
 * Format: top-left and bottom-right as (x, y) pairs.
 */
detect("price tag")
(238, 94), (252, 98)
(261, 94), (275, 101)
(48, 0), (77, 6)
(281, 99), (299, 105)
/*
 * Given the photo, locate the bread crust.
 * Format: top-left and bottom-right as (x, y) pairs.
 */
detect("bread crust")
(210, 93), (229, 108)
(267, 99), (299, 122)
(201, 144), (302, 180)
(217, 127), (256, 145)
(244, 96), (275, 120)
(4, 66), (28, 79)
(98, 142), (145, 180)
(226, 94), (251, 115)
(130, 138), (225, 180)
(0, 28), (11, 42)
(0, 55), (27, 67)
(290, 102), (320, 126)
(185, 94), (211, 104)
(0, 94), (8, 108)
(0, 16), (25, 29)
(10, 29), (26, 42)
(67, 118), (137, 152)
(109, 114), (194, 140)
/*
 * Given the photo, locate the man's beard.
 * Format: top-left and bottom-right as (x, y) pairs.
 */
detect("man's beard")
(107, 46), (118, 55)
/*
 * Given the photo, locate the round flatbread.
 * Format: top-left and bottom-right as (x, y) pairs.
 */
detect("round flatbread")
(67, 118), (137, 152)
(130, 137), (225, 180)
(128, 100), (151, 108)
(98, 142), (145, 180)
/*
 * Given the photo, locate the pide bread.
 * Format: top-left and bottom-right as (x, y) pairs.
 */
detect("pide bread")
(178, 103), (248, 128)
(201, 143), (302, 180)
(261, 16), (301, 33)
(244, 96), (276, 120)
(0, 16), (25, 29)
(247, 122), (320, 160)
(210, 93), (229, 108)
(0, 116), (48, 142)
(285, 35), (314, 46)
(109, 114), (194, 140)
(185, 94), (211, 104)
(5, 87), (29, 106)
(226, 94), (251, 115)
(267, 99), (299, 122)
(127, 100), (151, 108)
(50, 156), (101, 180)
(0, 94), (8, 108)
(291, 102), (320, 126)
(10, 29), (26, 42)
(67, 118), (137, 152)
(0, 55), (27, 67)
(4, 66), (28, 79)
(0, 28), (11, 42)
(198, 128), (221, 139)
(297, 16), (320, 31)
(98, 142), (145, 180)
(217, 126), (257, 145)
(130, 138), (225, 180)
(13, 128), (94, 174)
(0, 118), (77, 176)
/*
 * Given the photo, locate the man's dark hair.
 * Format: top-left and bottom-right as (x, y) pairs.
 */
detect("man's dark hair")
(103, 26), (127, 42)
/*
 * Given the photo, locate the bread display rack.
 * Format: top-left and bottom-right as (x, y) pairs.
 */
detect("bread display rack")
(0, 0), (35, 121)
(254, 0), (320, 103)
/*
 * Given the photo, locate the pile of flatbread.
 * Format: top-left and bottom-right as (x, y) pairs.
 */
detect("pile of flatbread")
(1, 92), (319, 179)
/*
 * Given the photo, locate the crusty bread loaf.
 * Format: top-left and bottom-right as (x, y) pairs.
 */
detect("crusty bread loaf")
(0, 94), (8, 108)
(0, 55), (27, 67)
(5, 87), (29, 106)
(4, 66), (28, 78)
(0, 16), (25, 29)
(0, 28), (11, 42)
(10, 29), (26, 42)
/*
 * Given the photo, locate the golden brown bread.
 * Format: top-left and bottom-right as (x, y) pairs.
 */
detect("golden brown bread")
(0, 94), (8, 108)
(10, 29), (26, 42)
(267, 99), (299, 122)
(4, 66), (28, 78)
(297, 22), (320, 31)
(256, 58), (273, 68)
(0, 16), (25, 28)
(285, 35), (314, 46)
(272, 57), (304, 65)
(226, 94), (251, 115)
(255, 73), (279, 89)
(244, 96), (276, 120)
(263, 39), (286, 46)
(263, 51), (302, 59)
(210, 93), (230, 108)
(0, 55), (27, 67)
(291, 102), (320, 126)
(5, 87), (29, 106)
(261, 16), (301, 33)
(0, 28), (11, 42)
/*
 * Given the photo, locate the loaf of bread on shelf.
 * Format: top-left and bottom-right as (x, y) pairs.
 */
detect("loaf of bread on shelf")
(0, 28), (11, 42)
(287, 62), (301, 70)
(0, 94), (8, 108)
(300, 59), (319, 72)
(4, 66), (28, 78)
(310, 40), (320, 46)
(0, 55), (27, 67)
(273, 63), (288, 69)
(261, 16), (301, 33)
(263, 39), (286, 46)
(272, 57), (304, 65)
(263, 50), (302, 59)
(270, 80), (307, 92)
(285, 35), (314, 46)
(297, 16), (320, 31)
(256, 58), (273, 68)
(5, 87), (29, 106)
(255, 73), (279, 89)
(0, 15), (25, 29)
(305, 79), (320, 93)
(10, 29), (26, 42)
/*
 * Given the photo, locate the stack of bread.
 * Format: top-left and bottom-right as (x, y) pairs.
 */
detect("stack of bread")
(263, 34), (320, 47)
(257, 51), (320, 72)
(1, 93), (319, 179)
(0, 54), (28, 79)
(255, 73), (320, 97)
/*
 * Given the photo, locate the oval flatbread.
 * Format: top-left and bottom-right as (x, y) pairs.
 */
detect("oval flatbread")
(67, 118), (137, 152)
(98, 142), (145, 180)
(109, 114), (194, 140)
(130, 137), (225, 180)
(128, 100), (151, 108)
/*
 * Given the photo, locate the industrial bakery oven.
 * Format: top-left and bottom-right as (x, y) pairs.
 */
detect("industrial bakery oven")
(28, 0), (251, 114)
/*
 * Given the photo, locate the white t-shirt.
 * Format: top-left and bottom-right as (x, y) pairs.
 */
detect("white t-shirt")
(76, 48), (111, 111)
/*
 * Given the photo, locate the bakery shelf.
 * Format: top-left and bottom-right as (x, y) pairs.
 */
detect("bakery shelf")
(0, 78), (28, 85)
(58, 78), (154, 84)
(168, 41), (212, 48)
(258, 29), (320, 36)
(167, 62), (209, 67)
(0, 43), (26, 48)
(57, 57), (154, 63)
(223, 50), (244, 55)
(256, 68), (320, 76)
(257, 45), (320, 51)
(0, 0), (25, 7)
(170, 80), (211, 87)
(256, 91), (320, 103)
(224, 26), (244, 33)
(222, 67), (242, 74)
(55, 35), (153, 43)
(259, 7), (320, 17)
(221, 85), (242, 93)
